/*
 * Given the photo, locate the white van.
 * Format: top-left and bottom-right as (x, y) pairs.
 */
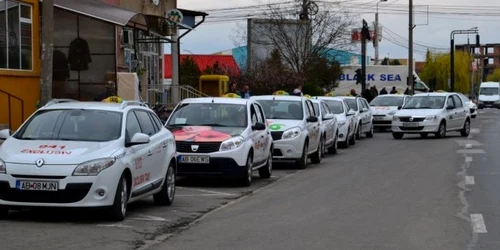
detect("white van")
(478, 82), (500, 109)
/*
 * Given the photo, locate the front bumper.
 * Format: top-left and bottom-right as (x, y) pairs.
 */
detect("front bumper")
(478, 102), (500, 108)
(177, 157), (247, 177)
(372, 115), (393, 127)
(0, 163), (121, 207)
(391, 120), (440, 133)
(272, 133), (306, 160)
(337, 124), (349, 142)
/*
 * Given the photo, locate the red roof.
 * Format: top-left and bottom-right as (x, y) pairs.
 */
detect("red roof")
(164, 54), (240, 79)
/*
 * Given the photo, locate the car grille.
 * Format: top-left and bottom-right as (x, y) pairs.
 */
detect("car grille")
(271, 131), (284, 141)
(0, 182), (92, 203)
(398, 117), (425, 122)
(398, 126), (424, 131)
(176, 141), (221, 153)
(484, 101), (494, 105)
(373, 115), (385, 117)
(373, 120), (392, 125)
(470, 108), (476, 113)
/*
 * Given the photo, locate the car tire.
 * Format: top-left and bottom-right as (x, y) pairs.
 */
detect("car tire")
(366, 123), (374, 138)
(471, 115), (476, 118)
(420, 133), (428, 138)
(240, 153), (253, 187)
(259, 150), (272, 179)
(311, 137), (323, 164)
(153, 161), (176, 206)
(296, 142), (308, 169)
(435, 121), (446, 138)
(460, 118), (471, 137)
(392, 132), (404, 139)
(109, 174), (129, 221)
(0, 205), (9, 219)
(328, 131), (338, 154)
(355, 123), (361, 140)
(349, 130), (356, 145)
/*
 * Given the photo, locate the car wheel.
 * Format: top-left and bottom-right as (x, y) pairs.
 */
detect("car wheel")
(296, 142), (308, 169)
(0, 205), (9, 219)
(392, 132), (404, 139)
(355, 123), (361, 140)
(259, 150), (272, 179)
(366, 123), (374, 138)
(153, 161), (176, 206)
(420, 133), (428, 138)
(435, 121), (446, 138)
(311, 137), (323, 164)
(240, 153), (253, 187)
(460, 118), (471, 137)
(109, 174), (129, 221)
(328, 131), (338, 154)
(471, 115), (477, 118)
(349, 130), (356, 145)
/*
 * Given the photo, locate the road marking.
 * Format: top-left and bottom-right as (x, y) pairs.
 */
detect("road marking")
(471, 214), (488, 233)
(177, 187), (235, 196)
(465, 176), (475, 185)
(455, 140), (482, 147)
(466, 156), (473, 162)
(457, 149), (486, 154)
(129, 214), (169, 222)
(97, 223), (133, 228)
(466, 144), (472, 149)
(471, 128), (481, 134)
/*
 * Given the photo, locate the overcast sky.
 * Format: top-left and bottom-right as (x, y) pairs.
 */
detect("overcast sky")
(167, 0), (500, 61)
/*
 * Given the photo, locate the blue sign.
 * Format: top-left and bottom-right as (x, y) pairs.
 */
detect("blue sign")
(340, 74), (403, 82)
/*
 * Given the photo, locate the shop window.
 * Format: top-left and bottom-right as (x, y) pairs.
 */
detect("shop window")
(0, 1), (32, 70)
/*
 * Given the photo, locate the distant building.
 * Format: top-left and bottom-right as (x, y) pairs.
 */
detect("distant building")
(456, 43), (500, 80)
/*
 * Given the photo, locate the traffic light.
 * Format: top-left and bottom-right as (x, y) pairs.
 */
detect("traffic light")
(355, 69), (362, 85)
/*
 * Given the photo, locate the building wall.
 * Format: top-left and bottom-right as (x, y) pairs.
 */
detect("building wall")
(0, 0), (41, 129)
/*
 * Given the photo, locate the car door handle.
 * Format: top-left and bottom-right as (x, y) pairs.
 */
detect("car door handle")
(162, 143), (167, 148)
(147, 151), (153, 157)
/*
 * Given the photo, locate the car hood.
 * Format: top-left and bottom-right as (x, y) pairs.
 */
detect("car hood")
(0, 138), (120, 164)
(371, 106), (398, 115)
(479, 95), (499, 101)
(266, 119), (303, 132)
(395, 109), (441, 117)
(168, 126), (243, 142)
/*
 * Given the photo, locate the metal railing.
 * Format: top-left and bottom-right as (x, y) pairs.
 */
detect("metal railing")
(0, 89), (24, 130)
(142, 85), (209, 109)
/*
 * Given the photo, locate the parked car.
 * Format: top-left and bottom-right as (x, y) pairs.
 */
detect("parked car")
(456, 92), (478, 118)
(337, 96), (374, 140)
(310, 99), (339, 155)
(369, 94), (410, 131)
(313, 96), (355, 148)
(392, 92), (471, 139)
(252, 95), (321, 169)
(165, 97), (273, 186)
(0, 99), (177, 221)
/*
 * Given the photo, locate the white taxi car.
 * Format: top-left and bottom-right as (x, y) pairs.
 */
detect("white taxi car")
(310, 99), (339, 155)
(165, 97), (273, 187)
(314, 97), (356, 148)
(457, 93), (478, 118)
(369, 94), (410, 131)
(252, 95), (321, 169)
(392, 92), (471, 139)
(337, 96), (374, 140)
(0, 100), (177, 221)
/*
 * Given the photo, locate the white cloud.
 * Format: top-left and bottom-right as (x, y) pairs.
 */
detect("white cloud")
(172, 0), (500, 61)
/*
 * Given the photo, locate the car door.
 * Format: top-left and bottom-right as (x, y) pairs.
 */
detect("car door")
(320, 102), (334, 145)
(255, 102), (271, 162)
(249, 103), (262, 163)
(361, 99), (373, 132)
(252, 102), (267, 164)
(452, 94), (468, 127)
(357, 98), (368, 132)
(125, 111), (152, 194)
(133, 110), (164, 188)
(148, 111), (170, 178)
(305, 100), (320, 152)
(444, 96), (459, 129)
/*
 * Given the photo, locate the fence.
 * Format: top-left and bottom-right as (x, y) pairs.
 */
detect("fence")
(0, 89), (24, 130)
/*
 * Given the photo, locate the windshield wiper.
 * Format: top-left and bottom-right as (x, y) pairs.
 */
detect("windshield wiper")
(17, 137), (39, 140)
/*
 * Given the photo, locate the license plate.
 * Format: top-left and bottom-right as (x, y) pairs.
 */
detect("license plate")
(16, 180), (58, 191)
(179, 155), (210, 164)
(403, 122), (419, 127)
(374, 117), (384, 120)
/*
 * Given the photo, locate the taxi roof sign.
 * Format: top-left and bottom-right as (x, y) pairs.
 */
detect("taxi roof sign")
(324, 92), (335, 97)
(102, 96), (124, 103)
(273, 90), (289, 96)
(222, 93), (241, 98)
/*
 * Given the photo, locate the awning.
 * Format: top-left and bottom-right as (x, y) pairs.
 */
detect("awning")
(49, 0), (148, 30)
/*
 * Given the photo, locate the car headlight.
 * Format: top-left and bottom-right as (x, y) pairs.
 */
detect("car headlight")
(388, 111), (396, 116)
(220, 136), (244, 151)
(282, 127), (301, 140)
(0, 158), (6, 174)
(73, 158), (116, 176)
(425, 115), (437, 121)
(392, 116), (399, 121)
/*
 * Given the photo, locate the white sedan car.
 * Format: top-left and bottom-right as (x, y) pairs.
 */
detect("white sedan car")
(311, 99), (339, 155)
(0, 100), (177, 221)
(370, 94), (410, 131)
(337, 96), (374, 140)
(314, 97), (355, 148)
(392, 92), (471, 139)
(456, 93), (478, 118)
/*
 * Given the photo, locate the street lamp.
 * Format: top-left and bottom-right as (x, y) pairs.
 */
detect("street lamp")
(450, 27), (479, 92)
(374, 0), (387, 65)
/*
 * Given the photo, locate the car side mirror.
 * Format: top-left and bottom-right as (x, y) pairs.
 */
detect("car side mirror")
(306, 116), (318, 123)
(397, 106), (402, 110)
(0, 129), (10, 140)
(126, 133), (150, 147)
(252, 122), (266, 131)
(361, 108), (368, 113)
(446, 105), (454, 110)
(346, 110), (356, 116)
(323, 113), (334, 121)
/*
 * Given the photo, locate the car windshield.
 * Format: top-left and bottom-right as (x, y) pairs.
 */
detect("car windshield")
(370, 96), (404, 107)
(344, 99), (358, 111)
(324, 100), (344, 114)
(403, 96), (446, 109)
(167, 103), (247, 127)
(479, 87), (498, 96)
(458, 93), (470, 102)
(256, 100), (303, 120)
(14, 109), (122, 142)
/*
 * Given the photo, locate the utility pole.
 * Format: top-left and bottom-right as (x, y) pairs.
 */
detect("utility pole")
(361, 19), (370, 93)
(301, 0), (309, 20)
(374, 0), (387, 65)
(40, 0), (54, 105)
(408, 0), (414, 94)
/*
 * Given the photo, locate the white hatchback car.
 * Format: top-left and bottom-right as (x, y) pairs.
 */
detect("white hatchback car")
(392, 92), (471, 139)
(311, 99), (339, 155)
(369, 94), (410, 131)
(337, 96), (374, 140)
(0, 100), (177, 221)
(165, 98), (273, 187)
(252, 95), (321, 169)
(314, 97), (356, 148)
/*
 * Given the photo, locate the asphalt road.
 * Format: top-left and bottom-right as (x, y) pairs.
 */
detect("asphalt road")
(3, 110), (500, 250)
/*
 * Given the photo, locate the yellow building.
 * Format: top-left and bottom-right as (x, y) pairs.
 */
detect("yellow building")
(0, 0), (40, 130)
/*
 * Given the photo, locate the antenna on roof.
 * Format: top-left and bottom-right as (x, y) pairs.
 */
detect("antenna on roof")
(211, 98), (214, 103)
